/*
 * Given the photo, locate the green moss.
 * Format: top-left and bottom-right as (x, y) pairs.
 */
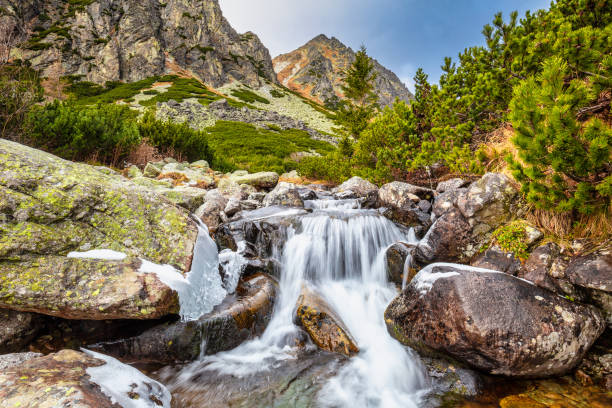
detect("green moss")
(490, 221), (532, 260)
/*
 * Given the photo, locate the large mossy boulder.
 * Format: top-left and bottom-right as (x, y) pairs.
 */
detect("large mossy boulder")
(385, 264), (606, 377)
(0, 140), (198, 320)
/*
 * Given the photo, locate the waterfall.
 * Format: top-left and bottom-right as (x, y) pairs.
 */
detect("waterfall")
(172, 200), (429, 407)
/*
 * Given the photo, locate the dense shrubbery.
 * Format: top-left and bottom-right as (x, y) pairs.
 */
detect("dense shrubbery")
(27, 101), (140, 165)
(0, 63), (43, 141)
(205, 121), (333, 174)
(138, 111), (213, 163)
(25, 102), (215, 166)
(301, 0), (611, 214)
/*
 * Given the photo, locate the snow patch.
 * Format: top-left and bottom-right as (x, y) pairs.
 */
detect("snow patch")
(67, 249), (127, 261)
(83, 349), (172, 408)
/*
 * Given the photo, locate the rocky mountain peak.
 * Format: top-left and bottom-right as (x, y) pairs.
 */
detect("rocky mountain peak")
(273, 35), (413, 107)
(2, 0), (278, 87)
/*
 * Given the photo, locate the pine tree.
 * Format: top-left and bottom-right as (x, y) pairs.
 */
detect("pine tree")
(507, 56), (611, 214)
(336, 45), (379, 137)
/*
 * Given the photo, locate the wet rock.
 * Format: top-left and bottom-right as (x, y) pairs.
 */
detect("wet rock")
(195, 189), (228, 232)
(224, 196), (242, 217)
(385, 263), (606, 377)
(163, 349), (344, 408)
(0, 309), (43, 353)
(0, 257), (179, 320)
(0, 349), (170, 408)
(421, 356), (482, 406)
(297, 186), (318, 201)
(90, 274), (277, 364)
(263, 182), (304, 207)
(377, 181), (433, 229)
(385, 242), (417, 285)
(436, 178), (468, 193)
(232, 171), (279, 190)
(332, 176), (378, 207)
(295, 285), (359, 357)
(415, 209), (472, 264)
(471, 245), (522, 275)
(215, 206), (306, 259)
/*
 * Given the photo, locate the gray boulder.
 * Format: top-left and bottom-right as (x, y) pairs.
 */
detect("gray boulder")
(385, 263), (606, 377)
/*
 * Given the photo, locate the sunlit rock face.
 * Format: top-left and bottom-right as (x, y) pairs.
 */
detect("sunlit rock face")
(273, 34), (413, 107)
(2, 0), (277, 87)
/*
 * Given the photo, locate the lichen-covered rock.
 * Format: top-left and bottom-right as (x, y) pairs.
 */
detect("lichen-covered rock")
(456, 173), (519, 235)
(419, 173), (520, 264)
(518, 243), (575, 296)
(159, 186), (207, 212)
(295, 285), (359, 357)
(332, 176), (378, 207)
(91, 274), (277, 363)
(0, 139), (197, 269)
(263, 182), (304, 207)
(385, 263), (606, 377)
(0, 349), (171, 408)
(0, 140), (196, 320)
(0, 309), (43, 353)
(232, 171), (279, 190)
(0, 257), (179, 320)
(0, 352), (42, 371)
(435, 178), (468, 193)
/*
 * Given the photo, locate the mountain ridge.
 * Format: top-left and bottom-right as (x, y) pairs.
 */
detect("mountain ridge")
(273, 34), (413, 107)
(2, 0), (277, 88)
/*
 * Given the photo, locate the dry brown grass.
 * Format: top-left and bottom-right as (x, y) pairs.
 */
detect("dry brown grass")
(158, 172), (189, 186)
(127, 139), (163, 168)
(478, 123), (519, 176)
(526, 205), (611, 243)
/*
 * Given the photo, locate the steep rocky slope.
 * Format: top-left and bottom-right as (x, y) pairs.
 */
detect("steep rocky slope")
(273, 34), (413, 107)
(1, 0), (277, 87)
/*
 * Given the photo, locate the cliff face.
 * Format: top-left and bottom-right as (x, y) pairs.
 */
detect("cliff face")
(273, 35), (413, 107)
(1, 0), (277, 87)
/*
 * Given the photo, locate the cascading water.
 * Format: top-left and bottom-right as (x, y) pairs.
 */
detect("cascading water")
(170, 199), (430, 407)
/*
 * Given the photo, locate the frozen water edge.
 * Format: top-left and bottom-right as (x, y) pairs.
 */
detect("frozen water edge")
(67, 249), (127, 261)
(83, 349), (172, 408)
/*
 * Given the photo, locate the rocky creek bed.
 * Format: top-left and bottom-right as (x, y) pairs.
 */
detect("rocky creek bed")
(1, 139), (611, 407)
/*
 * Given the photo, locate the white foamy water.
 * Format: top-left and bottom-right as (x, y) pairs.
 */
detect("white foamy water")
(176, 200), (430, 407)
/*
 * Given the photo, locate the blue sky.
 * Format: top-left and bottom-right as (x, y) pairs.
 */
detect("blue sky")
(219, 0), (551, 92)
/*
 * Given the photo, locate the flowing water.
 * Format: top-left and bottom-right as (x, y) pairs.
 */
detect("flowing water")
(167, 199), (430, 407)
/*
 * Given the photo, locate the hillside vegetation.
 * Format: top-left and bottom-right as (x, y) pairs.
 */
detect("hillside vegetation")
(299, 0), (611, 231)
